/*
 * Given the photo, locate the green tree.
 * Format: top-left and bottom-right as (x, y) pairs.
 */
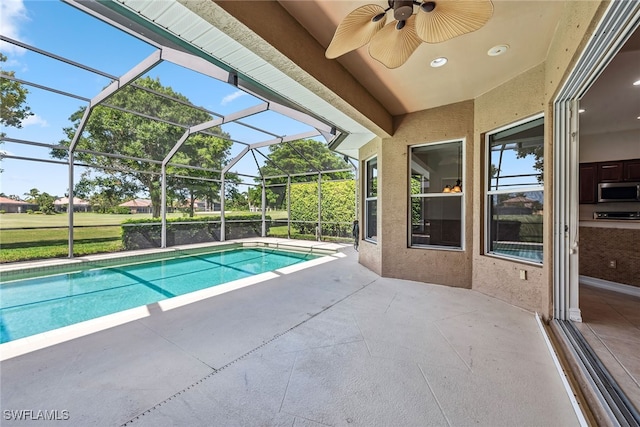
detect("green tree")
(52, 77), (233, 217)
(516, 144), (544, 184)
(74, 174), (141, 213)
(0, 53), (33, 130)
(23, 188), (41, 203)
(289, 180), (355, 236)
(36, 192), (56, 214)
(259, 138), (352, 181)
(255, 138), (352, 210)
(1, 53), (33, 173)
(22, 188), (55, 214)
(226, 186), (249, 210)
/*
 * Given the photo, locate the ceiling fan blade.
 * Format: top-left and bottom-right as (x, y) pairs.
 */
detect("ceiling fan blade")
(368, 16), (422, 69)
(326, 4), (387, 59)
(415, 0), (494, 43)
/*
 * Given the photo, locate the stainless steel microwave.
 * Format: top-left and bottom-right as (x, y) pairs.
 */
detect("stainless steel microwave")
(597, 182), (640, 202)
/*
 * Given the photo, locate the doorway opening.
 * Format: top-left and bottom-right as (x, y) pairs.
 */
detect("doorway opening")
(553, 2), (640, 422)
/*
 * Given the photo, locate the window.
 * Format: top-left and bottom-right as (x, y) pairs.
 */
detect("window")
(410, 140), (464, 249)
(365, 157), (378, 242)
(486, 116), (544, 263)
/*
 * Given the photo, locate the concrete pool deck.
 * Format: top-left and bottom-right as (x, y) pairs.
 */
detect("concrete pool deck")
(0, 239), (583, 426)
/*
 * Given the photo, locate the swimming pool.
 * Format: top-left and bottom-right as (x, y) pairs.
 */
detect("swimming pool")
(0, 247), (320, 343)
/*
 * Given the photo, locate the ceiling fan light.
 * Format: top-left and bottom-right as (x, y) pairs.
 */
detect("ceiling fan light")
(394, 6), (413, 20)
(396, 20), (406, 30)
(421, 1), (436, 13)
(393, 0), (415, 20)
(372, 12), (387, 22)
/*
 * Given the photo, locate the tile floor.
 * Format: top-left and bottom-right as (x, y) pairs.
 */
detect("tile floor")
(576, 285), (640, 410)
(1, 245), (581, 426)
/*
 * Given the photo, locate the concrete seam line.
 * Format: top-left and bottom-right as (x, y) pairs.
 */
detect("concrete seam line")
(120, 277), (379, 426)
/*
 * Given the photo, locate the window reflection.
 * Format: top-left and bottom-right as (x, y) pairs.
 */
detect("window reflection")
(410, 141), (463, 249)
(486, 116), (544, 263)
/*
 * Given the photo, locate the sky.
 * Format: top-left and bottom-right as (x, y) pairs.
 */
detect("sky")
(0, 0), (323, 199)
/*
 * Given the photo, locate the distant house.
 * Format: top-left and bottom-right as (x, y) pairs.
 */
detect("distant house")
(0, 197), (37, 213)
(497, 196), (538, 215)
(119, 199), (153, 214)
(54, 197), (91, 212)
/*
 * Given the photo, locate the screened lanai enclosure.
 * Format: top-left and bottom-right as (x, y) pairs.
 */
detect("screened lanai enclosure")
(0, 1), (358, 263)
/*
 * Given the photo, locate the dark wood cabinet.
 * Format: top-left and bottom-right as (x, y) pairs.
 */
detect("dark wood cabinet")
(598, 161), (624, 182)
(580, 159), (640, 204)
(623, 159), (640, 181)
(579, 163), (597, 204)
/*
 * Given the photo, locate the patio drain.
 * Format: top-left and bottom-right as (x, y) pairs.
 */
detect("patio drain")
(121, 278), (378, 426)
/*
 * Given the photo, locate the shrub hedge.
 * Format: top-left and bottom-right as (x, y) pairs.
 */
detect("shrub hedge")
(122, 214), (271, 250)
(290, 180), (355, 237)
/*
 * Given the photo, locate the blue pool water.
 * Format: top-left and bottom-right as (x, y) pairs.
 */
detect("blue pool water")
(0, 248), (319, 343)
(492, 242), (543, 263)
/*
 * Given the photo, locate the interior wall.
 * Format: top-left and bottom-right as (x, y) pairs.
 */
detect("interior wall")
(580, 129), (640, 162)
(358, 138), (382, 275)
(379, 101), (474, 288)
(472, 64), (547, 312)
(579, 129), (640, 219)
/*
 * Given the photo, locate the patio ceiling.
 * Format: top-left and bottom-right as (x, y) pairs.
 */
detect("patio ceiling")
(87, 0), (639, 153)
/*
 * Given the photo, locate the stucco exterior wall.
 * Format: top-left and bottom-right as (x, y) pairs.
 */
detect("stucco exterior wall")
(207, 0), (609, 316)
(468, 0), (605, 317)
(472, 64), (547, 311)
(358, 138), (382, 275)
(356, 0), (606, 312)
(379, 101), (474, 288)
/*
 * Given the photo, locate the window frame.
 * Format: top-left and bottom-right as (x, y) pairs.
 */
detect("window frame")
(364, 156), (378, 243)
(484, 114), (544, 265)
(408, 139), (465, 251)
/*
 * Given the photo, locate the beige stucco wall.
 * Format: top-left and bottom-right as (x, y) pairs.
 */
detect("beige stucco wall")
(472, 64), (547, 312)
(358, 138), (382, 276)
(360, 0), (606, 314)
(378, 101), (475, 288)
(210, 0), (609, 316)
(468, 0), (605, 316)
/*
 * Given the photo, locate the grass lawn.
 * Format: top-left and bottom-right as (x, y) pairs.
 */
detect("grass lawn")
(0, 210), (289, 263)
(1, 225), (124, 263)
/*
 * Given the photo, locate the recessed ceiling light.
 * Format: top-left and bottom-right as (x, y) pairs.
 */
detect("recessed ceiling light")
(634, 80), (640, 86)
(430, 57), (448, 68)
(488, 44), (509, 56)
(579, 109), (585, 113)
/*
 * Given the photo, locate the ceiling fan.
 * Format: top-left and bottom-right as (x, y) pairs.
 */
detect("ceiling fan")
(325, 0), (494, 69)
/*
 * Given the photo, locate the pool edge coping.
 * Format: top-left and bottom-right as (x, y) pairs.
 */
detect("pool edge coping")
(0, 238), (345, 282)
(0, 240), (347, 361)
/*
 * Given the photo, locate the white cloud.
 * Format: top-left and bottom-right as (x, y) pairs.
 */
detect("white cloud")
(21, 114), (48, 128)
(221, 90), (247, 106)
(0, 0), (28, 56)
